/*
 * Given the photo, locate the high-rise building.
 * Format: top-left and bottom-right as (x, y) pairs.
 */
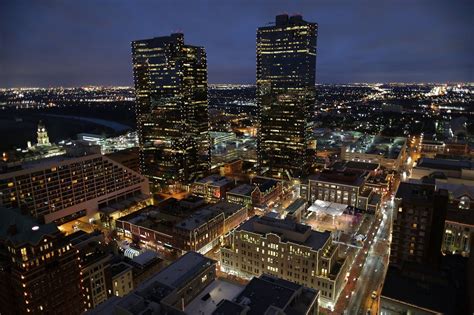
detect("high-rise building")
(0, 153), (149, 224)
(256, 14), (317, 179)
(0, 208), (84, 314)
(131, 33), (210, 188)
(391, 182), (449, 269)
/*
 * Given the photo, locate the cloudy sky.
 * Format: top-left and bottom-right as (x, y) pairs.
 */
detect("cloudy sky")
(0, 0), (472, 87)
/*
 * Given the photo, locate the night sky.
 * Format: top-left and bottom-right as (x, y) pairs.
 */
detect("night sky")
(1, 0), (472, 87)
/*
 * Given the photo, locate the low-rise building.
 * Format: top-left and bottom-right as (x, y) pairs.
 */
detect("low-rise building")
(220, 215), (348, 307)
(116, 198), (247, 254)
(357, 188), (381, 213)
(284, 198), (307, 222)
(308, 169), (366, 207)
(411, 157), (474, 184)
(213, 274), (319, 315)
(341, 135), (407, 170)
(443, 205), (474, 257)
(110, 262), (134, 297)
(227, 179), (282, 208)
(191, 174), (234, 201)
(89, 252), (217, 315)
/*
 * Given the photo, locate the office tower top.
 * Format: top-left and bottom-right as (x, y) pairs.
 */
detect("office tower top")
(257, 14), (317, 179)
(131, 33), (210, 189)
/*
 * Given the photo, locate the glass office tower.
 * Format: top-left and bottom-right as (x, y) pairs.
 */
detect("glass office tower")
(131, 33), (210, 188)
(257, 14), (317, 179)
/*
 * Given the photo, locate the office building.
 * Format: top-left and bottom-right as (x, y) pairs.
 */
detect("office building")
(221, 215), (348, 307)
(391, 183), (449, 269)
(131, 33), (210, 187)
(0, 208), (84, 314)
(256, 14), (317, 179)
(0, 153), (149, 224)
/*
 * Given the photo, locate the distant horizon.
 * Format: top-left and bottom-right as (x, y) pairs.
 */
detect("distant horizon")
(1, 81), (473, 90)
(1, 0), (472, 87)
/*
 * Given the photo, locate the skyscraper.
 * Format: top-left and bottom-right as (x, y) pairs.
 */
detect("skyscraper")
(131, 33), (210, 188)
(256, 14), (317, 179)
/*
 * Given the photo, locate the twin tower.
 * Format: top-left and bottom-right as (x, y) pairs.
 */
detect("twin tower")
(131, 14), (318, 188)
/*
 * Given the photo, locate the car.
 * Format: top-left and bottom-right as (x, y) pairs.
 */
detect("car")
(371, 291), (377, 299)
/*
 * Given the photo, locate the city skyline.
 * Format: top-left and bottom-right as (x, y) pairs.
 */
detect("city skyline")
(1, 0), (473, 87)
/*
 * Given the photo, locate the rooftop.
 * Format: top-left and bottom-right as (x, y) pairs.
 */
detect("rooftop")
(238, 216), (330, 251)
(184, 279), (244, 315)
(141, 251), (215, 290)
(417, 157), (473, 172)
(111, 262), (132, 278)
(382, 255), (468, 315)
(0, 208), (59, 246)
(309, 169), (366, 187)
(196, 174), (233, 187)
(230, 274), (318, 315)
(345, 135), (406, 159)
(333, 160), (380, 172)
(228, 184), (256, 196)
(285, 198), (307, 215)
(176, 201), (244, 231)
(395, 182), (437, 201)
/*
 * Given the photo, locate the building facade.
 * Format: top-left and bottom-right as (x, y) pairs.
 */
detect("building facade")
(308, 169), (366, 207)
(257, 14), (317, 179)
(0, 153), (149, 223)
(221, 215), (348, 307)
(0, 208), (84, 314)
(392, 183), (449, 269)
(131, 33), (210, 187)
(117, 200), (248, 254)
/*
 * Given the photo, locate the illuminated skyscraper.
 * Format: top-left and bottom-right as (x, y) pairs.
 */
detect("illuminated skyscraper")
(257, 14), (317, 178)
(131, 33), (210, 188)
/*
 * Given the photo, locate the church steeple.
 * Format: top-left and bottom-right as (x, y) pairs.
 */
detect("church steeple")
(37, 120), (50, 146)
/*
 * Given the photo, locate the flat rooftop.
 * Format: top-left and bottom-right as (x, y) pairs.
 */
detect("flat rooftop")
(176, 201), (244, 231)
(228, 184), (255, 196)
(395, 182), (436, 201)
(143, 251), (215, 290)
(309, 169), (366, 187)
(333, 160), (380, 172)
(238, 216), (331, 251)
(285, 198), (307, 215)
(0, 207), (59, 246)
(196, 174), (233, 187)
(230, 274), (318, 315)
(417, 157), (473, 171)
(345, 135), (406, 159)
(184, 279), (244, 315)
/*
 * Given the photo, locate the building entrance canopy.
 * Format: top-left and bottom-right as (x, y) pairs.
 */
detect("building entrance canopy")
(307, 199), (348, 216)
